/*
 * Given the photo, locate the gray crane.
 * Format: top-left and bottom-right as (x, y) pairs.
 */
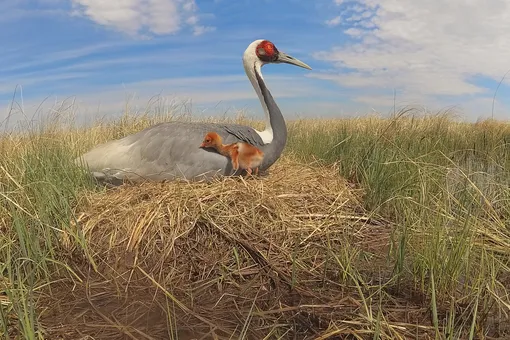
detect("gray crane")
(75, 39), (312, 184)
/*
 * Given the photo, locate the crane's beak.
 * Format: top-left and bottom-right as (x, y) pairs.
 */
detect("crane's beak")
(276, 51), (312, 70)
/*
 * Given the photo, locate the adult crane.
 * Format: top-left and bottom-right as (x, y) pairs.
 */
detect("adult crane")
(75, 39), (312, 184)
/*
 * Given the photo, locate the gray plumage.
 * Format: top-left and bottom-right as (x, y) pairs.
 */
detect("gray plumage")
(75, 39), (311, 184)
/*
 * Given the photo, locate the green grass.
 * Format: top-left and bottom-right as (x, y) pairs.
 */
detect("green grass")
(287, 111), (510, 338)
(0, 127), (97, 339)
(0, 104), (509, 339)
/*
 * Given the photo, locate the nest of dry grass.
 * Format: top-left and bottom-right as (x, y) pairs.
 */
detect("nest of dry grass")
(38, 160), (432, 339)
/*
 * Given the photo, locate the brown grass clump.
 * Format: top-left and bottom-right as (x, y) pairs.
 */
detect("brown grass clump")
(35, 160), (423, 340)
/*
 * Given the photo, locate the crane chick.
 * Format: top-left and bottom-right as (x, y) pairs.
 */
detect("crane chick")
(200, 132), (264, 176)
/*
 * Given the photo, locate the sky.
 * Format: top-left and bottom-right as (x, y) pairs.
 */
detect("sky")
(1, 0), (510, 128)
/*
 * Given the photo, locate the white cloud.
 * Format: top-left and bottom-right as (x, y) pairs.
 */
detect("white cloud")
(353, 95), (401, 107)
(456, 97), (509, 121)
(315, 0), (510, 110)
(181, 0), (196, 12)
(325, 16), (341, 27)
(71, 75), (318, 108)
(0, 0), (66, 23)
(70, 0), (214, 36)
(343, 27), (364, 37)
(192, 25), (216, 36)
(185, 15), (198, 25)
(2, 43), (122, 74)
(0, 72), (91, 96)
(1, 74), (324, 128)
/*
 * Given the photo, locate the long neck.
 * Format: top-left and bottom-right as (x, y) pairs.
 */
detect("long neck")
(245, 62), (287, 169)
(243, 57), (272, 143)
(213, 140), (231, 158)
(219, 145), (232, 158)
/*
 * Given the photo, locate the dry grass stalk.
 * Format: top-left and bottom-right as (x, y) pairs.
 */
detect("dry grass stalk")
(2, 108), (508, 339)
(35, 160), (433, 339)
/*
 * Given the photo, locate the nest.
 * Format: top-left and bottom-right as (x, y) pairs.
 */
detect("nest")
(38, 160), (414, 339)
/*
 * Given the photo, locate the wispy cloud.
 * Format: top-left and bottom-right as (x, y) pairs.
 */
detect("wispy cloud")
(314, 0), (510, 115)
(0, 0), (66, 23)
(0, 0), (508, 125)
(1, 74), (332, 127)
(325, 16), (341, 27)
(69, 0), (215, 37)
(1, 43), (122, 74)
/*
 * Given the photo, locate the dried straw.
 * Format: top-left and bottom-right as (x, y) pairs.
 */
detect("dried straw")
(39, 160), (431, 339)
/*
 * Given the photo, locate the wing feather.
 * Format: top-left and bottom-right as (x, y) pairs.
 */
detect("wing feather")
(77, 121), (268, 183)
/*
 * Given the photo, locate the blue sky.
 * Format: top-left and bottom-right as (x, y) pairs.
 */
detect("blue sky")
(1, 0), (509, 128)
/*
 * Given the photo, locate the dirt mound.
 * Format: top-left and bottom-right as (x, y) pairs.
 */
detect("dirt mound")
(38, 161), (408, 339)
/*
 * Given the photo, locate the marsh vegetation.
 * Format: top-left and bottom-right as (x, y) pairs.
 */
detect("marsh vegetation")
(0, 103), (509, 339)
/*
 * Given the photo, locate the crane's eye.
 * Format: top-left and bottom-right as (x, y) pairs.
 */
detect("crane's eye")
(256, 40), (278, 62)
